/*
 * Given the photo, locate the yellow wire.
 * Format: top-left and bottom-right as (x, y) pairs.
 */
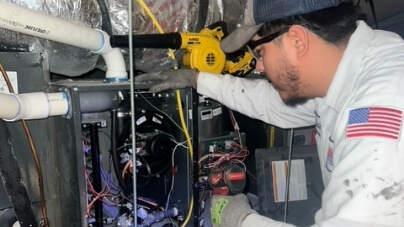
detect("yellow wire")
(136, 1), (194, 226)
(175, 89), (194, 226)
(135, 0), (176, 62)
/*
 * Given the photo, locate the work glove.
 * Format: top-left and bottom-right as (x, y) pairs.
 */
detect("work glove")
(210, 193), (257, 227)
(134, 69), (198, 93)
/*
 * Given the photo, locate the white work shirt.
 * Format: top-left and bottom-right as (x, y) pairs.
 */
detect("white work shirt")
(198, 21), (404, 227)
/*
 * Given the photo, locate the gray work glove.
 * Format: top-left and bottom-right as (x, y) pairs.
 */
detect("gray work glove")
(134, 69), (198, 93)
(210, 194), (257, 227)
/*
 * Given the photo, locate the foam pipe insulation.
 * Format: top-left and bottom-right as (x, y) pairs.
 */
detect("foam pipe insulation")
(0, 120), (37, 226)
(0, 92), (68, 121)
(0, 209), (17, 227)
(0, 0), (127, 81)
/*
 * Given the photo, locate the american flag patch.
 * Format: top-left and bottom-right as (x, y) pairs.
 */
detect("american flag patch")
(346, 107), (403, 140)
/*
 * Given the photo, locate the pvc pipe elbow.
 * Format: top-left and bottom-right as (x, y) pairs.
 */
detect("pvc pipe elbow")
(93, 30), (128, 81)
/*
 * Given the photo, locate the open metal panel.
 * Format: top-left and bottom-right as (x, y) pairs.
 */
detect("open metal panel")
(0, 51), (198, 226)
(48, 79), (198, 226)
(255, 145), (324, 226)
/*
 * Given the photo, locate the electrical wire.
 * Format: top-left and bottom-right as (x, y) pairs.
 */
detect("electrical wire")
(101, 157), (121, 195)
(135, 92), (184, 132)
(175, 90), (194, 227)
(135, 1), (194, 226)
(165, 141), (188, 210)
(246, 169), (257, 182)
(135, 0), (176, 62)
(85, 133), (122, 196)
(228, 110), (243, 148)
(0, 63), (49, 227)
(121, 160), (133, 179)
(84, 155), (122, 220)
(198, 143), (249, 170)
(134, 157), (152, 189)
(84, 143), (121, 196)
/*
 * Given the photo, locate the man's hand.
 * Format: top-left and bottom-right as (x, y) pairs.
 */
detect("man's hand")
(210, 194), (257, 227)
(134, 69), (198, 93)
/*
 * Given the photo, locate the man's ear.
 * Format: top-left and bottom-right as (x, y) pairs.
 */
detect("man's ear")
(285, 25), (309, 58)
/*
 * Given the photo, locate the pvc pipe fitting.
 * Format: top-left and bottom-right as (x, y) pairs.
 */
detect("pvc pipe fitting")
(0, 92), (69, 121)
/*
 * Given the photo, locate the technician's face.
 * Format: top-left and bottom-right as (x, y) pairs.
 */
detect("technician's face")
(252, 34), (308, 106)
(270, 48), (308, 106)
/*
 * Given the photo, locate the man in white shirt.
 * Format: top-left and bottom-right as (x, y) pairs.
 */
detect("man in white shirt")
(135, 0), (404, 226)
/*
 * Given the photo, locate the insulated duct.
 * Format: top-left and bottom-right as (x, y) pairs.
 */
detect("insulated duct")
(131, 0), (245, 73)
(0, 0), (245, 76)
(0, 0), (127, 81)
(0, 0), (105, 77)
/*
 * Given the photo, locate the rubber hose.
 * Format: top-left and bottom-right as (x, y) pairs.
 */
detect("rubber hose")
(96, 0), (113, 36)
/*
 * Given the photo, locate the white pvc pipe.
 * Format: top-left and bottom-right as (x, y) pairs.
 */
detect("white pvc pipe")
(0, 93), (21, 120)
(46, 92), (70, 116)
(0, 0), (128, 81)
(0, 92), (69, 121)
(94, 30), (128, 81)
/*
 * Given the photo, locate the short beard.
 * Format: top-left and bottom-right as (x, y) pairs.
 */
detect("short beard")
(284, 97), (308, 106)
(281, 62), (308, 106)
